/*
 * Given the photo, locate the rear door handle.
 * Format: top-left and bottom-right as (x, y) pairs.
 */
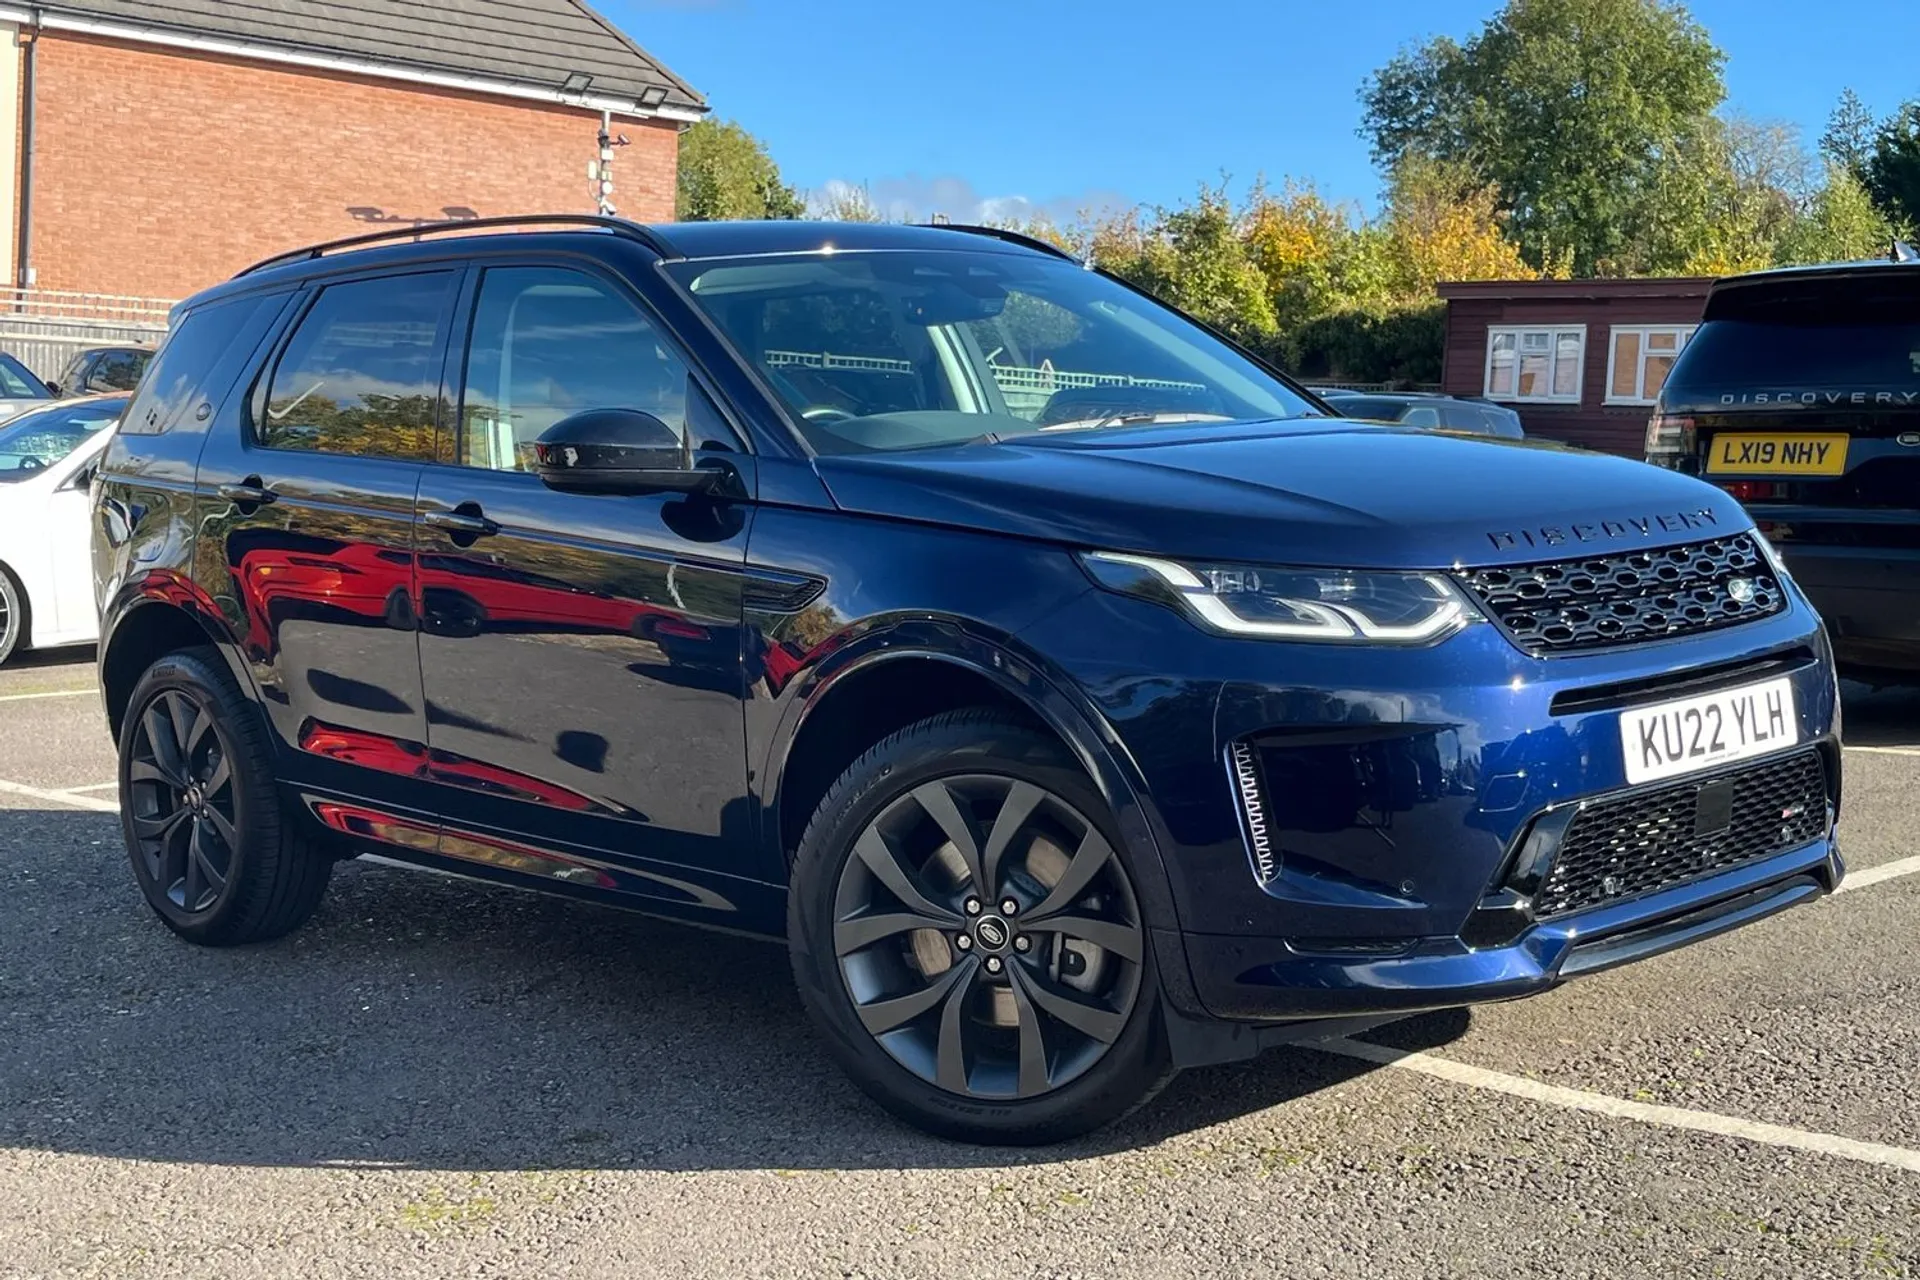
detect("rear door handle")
(422, 507), (499, 539)
(217, 478), (276, 506)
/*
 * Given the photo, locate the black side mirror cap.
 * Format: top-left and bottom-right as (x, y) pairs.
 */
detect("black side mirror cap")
(532, 408), (721, 496)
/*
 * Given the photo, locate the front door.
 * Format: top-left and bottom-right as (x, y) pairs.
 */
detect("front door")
(413, 263), (758, 913)
(194, 269), (460, 811)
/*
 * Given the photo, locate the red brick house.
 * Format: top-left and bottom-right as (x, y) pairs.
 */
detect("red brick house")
(0, 0), (705, 301)
(1438, 277), (1713, 457)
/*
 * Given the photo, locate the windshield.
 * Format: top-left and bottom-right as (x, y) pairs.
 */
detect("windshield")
(0, 398), (126, 482)
(0, 354), (47, 400)
(664, 249), (1318, 454)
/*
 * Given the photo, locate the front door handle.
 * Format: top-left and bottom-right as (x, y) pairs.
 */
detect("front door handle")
(423, 506), (499, 539)
(218, 477), (277, 507)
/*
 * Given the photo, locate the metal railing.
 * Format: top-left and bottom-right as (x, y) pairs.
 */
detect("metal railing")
(763, 348), (1208, 415)
(0, 288), (175, 380)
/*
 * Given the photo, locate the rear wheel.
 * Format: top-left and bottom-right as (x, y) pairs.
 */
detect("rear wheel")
(0, 568), (23, 665)
(789, 711), (1170, 1144)
(120, 648), (331, 945)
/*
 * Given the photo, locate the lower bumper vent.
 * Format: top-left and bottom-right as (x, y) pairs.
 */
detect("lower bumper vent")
(1531, 749), (1828, 918)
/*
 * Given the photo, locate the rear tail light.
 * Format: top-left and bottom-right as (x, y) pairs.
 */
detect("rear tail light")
(1716, 480), (1787, 503)
(1644, 413), (1693, 466)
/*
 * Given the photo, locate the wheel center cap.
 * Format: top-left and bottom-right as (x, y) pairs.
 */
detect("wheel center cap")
(972, 914), (1012, 953)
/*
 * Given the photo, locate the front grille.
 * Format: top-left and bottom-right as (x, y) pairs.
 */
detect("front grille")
(1532, 750), (1827, 918)
(1457, 533), (1785, 655)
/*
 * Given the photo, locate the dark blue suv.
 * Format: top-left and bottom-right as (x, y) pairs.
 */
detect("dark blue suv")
(92, 217), (1843, 1143)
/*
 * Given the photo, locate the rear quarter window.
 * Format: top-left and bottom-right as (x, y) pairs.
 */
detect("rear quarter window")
(120, 293), (283, 436)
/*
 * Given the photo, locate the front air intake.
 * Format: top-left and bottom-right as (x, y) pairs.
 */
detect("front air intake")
(1228, 740), (1278, 886)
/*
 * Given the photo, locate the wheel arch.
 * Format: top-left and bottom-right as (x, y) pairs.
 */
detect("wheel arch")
(99, 583), (258, 744)
(763, 621), (1181, 935)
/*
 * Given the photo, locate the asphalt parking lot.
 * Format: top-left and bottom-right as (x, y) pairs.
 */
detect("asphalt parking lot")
(1, 647), (1914, 1280)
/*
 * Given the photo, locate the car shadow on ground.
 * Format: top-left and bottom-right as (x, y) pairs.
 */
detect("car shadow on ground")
(0, 807), (1468, 1173)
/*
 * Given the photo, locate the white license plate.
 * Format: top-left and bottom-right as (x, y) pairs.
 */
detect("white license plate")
(1620, 676), (1798, 785)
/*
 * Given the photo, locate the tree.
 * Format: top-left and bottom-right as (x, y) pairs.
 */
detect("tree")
(1360, 0), (1728, 275)
(1092, 188), (1278, 344)
(1864, 102), (1920, 236)
(1377, 154), (1535, 293)
(676, 119), (805, 222)
(811, 181), (885, 223)
(1820, 88), (1878, 184)
(1776, 165), (1898, 265)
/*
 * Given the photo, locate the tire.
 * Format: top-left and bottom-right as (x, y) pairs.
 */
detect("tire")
(0, 566), (24, 666)
(118, 646), (332, 945)
(789, 710), (1173, 1145)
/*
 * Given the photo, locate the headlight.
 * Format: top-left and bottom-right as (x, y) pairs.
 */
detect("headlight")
(1079, 552), (1478, 644)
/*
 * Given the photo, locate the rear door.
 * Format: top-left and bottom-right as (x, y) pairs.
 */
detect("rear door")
(411, 260), (760, 908)
(194, 268), (460, 809)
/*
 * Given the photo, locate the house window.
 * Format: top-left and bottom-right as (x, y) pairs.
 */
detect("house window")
(1606, 325), (1696, 405)
(1484, 326), (1585, 404)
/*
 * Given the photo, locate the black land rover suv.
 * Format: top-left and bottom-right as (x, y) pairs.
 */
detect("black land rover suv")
(94, 217), (1842, 1144)
(1647, 254), (1920, 678)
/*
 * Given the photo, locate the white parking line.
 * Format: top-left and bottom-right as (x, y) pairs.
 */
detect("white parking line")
(62, 782), (120, 794)
(0, 778), (119, 813)
(1319, 1037), (1920, 1174)
(1843, 744), (1920, 757)
(1837, 854), (1920, 894)
(0, 688), (95, 704)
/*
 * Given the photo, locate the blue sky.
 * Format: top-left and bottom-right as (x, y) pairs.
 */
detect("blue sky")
(604, 0), (1917, 222)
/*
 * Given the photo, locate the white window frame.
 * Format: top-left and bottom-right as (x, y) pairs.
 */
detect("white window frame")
(1483, 325), (1586, 405)
(1604, 324), (1697, 406)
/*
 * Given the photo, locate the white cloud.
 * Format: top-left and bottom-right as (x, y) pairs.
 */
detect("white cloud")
(807, 174), (1129, 227)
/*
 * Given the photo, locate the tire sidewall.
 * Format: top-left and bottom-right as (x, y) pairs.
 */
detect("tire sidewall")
(0, 568), (22, 665)
(789, 717), (1169, 1144)
(119, 651), (274, 940)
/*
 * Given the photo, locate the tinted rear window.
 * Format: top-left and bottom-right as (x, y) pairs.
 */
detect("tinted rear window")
(1668, 271), (1920, 408)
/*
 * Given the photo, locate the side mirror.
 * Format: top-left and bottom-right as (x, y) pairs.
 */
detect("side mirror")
(45, 381), (61, 397)
(532, 408), (719, 496)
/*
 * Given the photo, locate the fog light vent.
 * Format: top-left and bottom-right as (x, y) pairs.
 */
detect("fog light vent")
(1228, 740), (1278, 886)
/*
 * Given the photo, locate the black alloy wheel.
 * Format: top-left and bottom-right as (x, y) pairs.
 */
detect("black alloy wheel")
(119, 648), (332, 945)
(833, 774), (1146, 1099)
(790, 712), (1170, 1145)
(127, 688), (238, 914)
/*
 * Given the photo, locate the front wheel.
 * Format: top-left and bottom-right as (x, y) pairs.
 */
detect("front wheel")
(119, 647), (332, 945)
(789, 711), (1171, 1144)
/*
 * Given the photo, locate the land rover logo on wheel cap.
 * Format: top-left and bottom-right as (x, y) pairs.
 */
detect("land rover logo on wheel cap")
(974, 916), (1010, 950)
(1727, 577), (1756, 604)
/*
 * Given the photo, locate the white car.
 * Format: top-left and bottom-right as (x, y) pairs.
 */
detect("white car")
(0, 395), (130, 664)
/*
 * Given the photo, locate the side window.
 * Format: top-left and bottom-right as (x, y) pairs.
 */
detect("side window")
(457, 266), (691, 473)
(258, 271), (455, 460)
(1399, 404), (1442, 428)
(121, 294), (278, 435)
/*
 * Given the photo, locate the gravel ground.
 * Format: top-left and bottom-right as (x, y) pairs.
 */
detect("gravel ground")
(0, 649), (1914, 1279)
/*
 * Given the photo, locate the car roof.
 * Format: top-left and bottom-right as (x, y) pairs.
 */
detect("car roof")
(190, 217), (1074, 314)
(1708, 254), (1920, 295)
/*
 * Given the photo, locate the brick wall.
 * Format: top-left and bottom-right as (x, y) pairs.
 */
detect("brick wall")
(26, 31), (680, 300)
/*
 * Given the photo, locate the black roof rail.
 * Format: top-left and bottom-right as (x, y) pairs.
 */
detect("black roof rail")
(931, 223), (1079, 263)
(235, 214), (675, 278)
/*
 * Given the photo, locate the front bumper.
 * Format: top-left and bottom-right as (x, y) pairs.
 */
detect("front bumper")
(1025, 568), (1843, 1024)
(1182, 835), (1841, 1019)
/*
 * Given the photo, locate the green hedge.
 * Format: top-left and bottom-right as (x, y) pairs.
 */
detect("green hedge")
(1270, 302), (1446, 387)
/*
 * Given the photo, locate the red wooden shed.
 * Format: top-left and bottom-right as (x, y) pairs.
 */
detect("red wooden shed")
(1437, 277), (1713, 457)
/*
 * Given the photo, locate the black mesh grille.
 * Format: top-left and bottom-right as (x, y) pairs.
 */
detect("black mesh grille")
(1457, 534), (1785, 655)
(1532, 750), (1827, 919)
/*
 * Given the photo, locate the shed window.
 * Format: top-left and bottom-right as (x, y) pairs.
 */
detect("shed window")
(1484, 326), (1585, 404)
(1606, 325), (1696, 405)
